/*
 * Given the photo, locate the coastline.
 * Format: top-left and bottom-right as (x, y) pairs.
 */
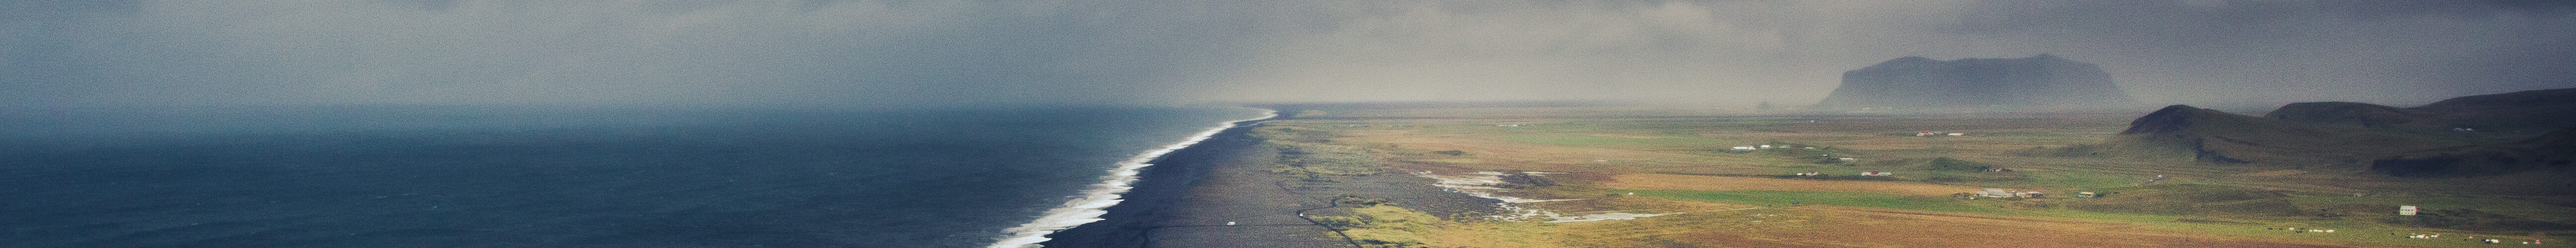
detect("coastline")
(1027, 108), (1504, 248)
(1026, 112), (1346, 248)
(992, 109), (1280, 248)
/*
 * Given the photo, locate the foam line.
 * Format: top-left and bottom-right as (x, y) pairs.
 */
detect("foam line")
(985, 108), (1276, 248)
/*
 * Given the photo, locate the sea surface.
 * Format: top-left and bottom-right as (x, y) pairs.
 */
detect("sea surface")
(0, 105), (1267, 248)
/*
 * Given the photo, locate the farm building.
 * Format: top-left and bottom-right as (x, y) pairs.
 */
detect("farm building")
(1971, 188), (2045, 198)
(1976, 188), (2014, 198)
(1916, 131), (1968, 136)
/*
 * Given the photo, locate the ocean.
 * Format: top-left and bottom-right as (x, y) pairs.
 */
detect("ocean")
(0, 105), (1269, 248)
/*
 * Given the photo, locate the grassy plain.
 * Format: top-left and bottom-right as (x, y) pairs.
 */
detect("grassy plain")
(1258, 105), (2575, 248)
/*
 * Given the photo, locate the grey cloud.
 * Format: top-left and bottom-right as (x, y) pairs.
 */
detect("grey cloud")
(3, 0), (2571, 109)
(1936, 0), (2576, 105)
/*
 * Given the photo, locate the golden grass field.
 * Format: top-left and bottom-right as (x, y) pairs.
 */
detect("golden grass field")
(1261, 105), (2575, 248)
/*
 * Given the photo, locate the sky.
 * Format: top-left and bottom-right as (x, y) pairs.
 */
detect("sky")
(4, 0), (2572, 109)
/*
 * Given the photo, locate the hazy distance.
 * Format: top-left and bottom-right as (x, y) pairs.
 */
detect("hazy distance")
(5, 0), (2572, 110)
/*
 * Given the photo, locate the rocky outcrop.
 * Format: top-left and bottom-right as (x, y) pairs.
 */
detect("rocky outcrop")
(1816, 54), (2135, 110)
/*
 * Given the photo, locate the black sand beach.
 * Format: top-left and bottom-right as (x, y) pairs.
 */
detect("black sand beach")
(1037, 117), (1500, 248)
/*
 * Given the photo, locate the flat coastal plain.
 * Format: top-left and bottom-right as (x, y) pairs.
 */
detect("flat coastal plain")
(1194, 105), (2575, 248)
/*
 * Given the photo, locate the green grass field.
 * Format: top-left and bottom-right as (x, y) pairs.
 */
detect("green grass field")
(1266, 107), (2572, 247)
(1493, 134), (1740, 147)
(1622, 188), (2572, 248)
(2291, 194), (2576, 223)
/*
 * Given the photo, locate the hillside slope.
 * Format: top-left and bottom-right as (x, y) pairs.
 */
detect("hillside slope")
(2103, 105), (2462, 165)
(2262, 88), (2576, 132)
(2261, 101), (2440, 128)
(2372, 127), (2576, 177)
(2412, 88), (2576, 131)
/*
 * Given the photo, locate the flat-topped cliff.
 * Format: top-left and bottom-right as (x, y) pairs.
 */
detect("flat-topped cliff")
(1817, 55), (2135, 110)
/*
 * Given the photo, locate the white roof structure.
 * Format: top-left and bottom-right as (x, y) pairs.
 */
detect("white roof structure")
(1977, 188), (2013, 198)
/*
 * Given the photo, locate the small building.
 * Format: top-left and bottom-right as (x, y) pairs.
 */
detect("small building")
(1758, 145), (1773, 149)
(2077, 191), (2098, 197)
(1860, 171), (1892, 176)
(1977, 188), (2014, 198)
(1731, 146), (1758, 151)
(1920, 131), (1966, 136)
(2399, 205), (2418, 216)
(2014, 191), (2044, 198)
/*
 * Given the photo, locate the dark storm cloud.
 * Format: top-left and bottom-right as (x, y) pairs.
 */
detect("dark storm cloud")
(1929, 0), (2576, 105)
(0, 0), (1279, 108)
(1212, 0), (2576, 106)
(3, 0), (2571, 109)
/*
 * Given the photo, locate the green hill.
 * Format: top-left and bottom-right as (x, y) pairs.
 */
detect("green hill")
(2259, 88), (2576, 132)
(2261, 101), (2439, 128)
(2410, 88), (2576, 132)
(2372, 127), (2576, 178)
(2100, 105), (2461, 165)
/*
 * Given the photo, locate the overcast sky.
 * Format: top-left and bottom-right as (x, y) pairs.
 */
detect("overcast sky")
(4, 0), (2571, 109)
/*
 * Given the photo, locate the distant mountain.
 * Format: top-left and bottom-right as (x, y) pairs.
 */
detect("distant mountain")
(1816, 55), (2135, 110)
(2262, 88), (2576, 131)
(2101, 105), (2459, 164)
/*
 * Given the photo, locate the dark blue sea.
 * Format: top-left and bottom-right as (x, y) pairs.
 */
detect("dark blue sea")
(0, 106), (1267, 248)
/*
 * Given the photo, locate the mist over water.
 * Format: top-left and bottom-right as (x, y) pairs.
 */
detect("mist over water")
(0, 106), (1265, 247)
